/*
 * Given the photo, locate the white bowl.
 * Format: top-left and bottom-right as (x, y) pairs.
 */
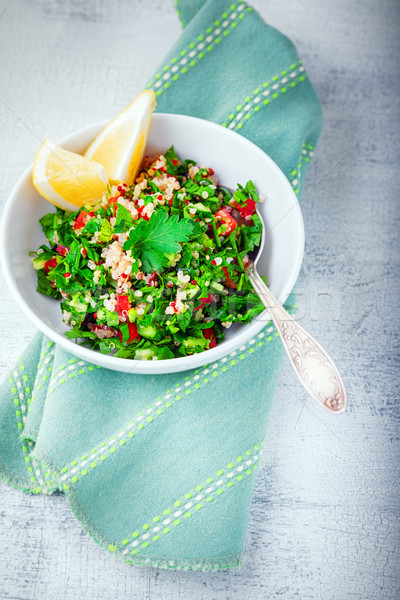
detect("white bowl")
(0, 114), (304, 374)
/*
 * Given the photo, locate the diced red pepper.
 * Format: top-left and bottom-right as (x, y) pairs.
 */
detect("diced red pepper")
(194, 293), (213, 312)
(73, 210), (92, 230)
(115, 295), (131, 316)
(222, 266), (237, 289)
(231, 198), (256, 219)
(203, 327), (217, 349)
(170, 158), (179, 166)
(170, 300), (179, 313)
(215, 208), (237, 235)
(137, 205), (150, 221)
(44, 257), (58, 274)
(118, 322), (140, 344)
(108, 196), (119, 215)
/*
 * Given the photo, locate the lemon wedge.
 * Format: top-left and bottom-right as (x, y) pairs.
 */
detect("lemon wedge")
(32, 140), (109, 211)
(83, 90), (156, 185)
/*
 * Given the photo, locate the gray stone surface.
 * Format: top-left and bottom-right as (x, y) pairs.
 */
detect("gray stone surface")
(0, 0), (399, 598)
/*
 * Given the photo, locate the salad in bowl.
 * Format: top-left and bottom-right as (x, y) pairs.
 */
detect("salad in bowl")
(0, 91), (304, 373)
(30, 147), (265, 361)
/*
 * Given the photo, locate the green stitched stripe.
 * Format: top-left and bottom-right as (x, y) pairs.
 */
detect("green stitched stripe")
(9, 366), (45, 493)
(222, 60), (302, 126)
(49, 362), (101, 394)
(30, 345), (55, 406)
(30, 456), (58, 494)
(174, 0), (184, 28)
(222, 63), (307, 130)
(148, 2), (250, 96)
(57, 310), (298, 485)
(149, 1), (247, 86)
(56, 322), (284, 483)
(290, 142), (314, 195)
(122, 439), (264, 557)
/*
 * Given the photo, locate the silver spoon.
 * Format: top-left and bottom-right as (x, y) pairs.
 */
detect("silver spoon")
(244, 212), (347, 414)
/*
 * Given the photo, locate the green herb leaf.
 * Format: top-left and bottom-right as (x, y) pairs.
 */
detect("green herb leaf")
(118, 323), (130, 343)
(113, 204), (134, 234)
(157, 346), (175, 360)
(98, 219), (112, 243)
(39, 211), (63, 245)
(149, 180), (161, 194)
(64, 240), (81, 274)
(36, 269), (61, 299)
(245, 180), (259, 202)
(123, 210), (194, 273)
(177, 306), (193, 332)
(239, 212), (262, 252)
(64, 328), (97, 340)
(165, 145), (179, 173)
(82, 218), (102, 235)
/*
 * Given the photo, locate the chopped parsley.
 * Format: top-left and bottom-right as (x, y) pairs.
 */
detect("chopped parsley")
(30, 147), (265, 360)
(123, 210), (194, 272)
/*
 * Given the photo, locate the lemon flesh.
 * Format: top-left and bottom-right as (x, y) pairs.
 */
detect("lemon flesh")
(33, 140), (109, 212)
(83, 90), (156, 185)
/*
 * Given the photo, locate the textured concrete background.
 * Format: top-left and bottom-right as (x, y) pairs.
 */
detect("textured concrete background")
(0, 0), (399, 598)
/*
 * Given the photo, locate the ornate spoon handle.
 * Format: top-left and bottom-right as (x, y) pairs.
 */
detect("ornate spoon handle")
(246, 266), (347, 413)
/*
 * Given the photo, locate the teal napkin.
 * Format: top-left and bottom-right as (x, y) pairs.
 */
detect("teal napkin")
(0, 0), (322, 571)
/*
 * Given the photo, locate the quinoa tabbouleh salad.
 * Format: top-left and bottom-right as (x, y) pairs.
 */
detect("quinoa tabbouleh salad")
(30, 147), (265, 360)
